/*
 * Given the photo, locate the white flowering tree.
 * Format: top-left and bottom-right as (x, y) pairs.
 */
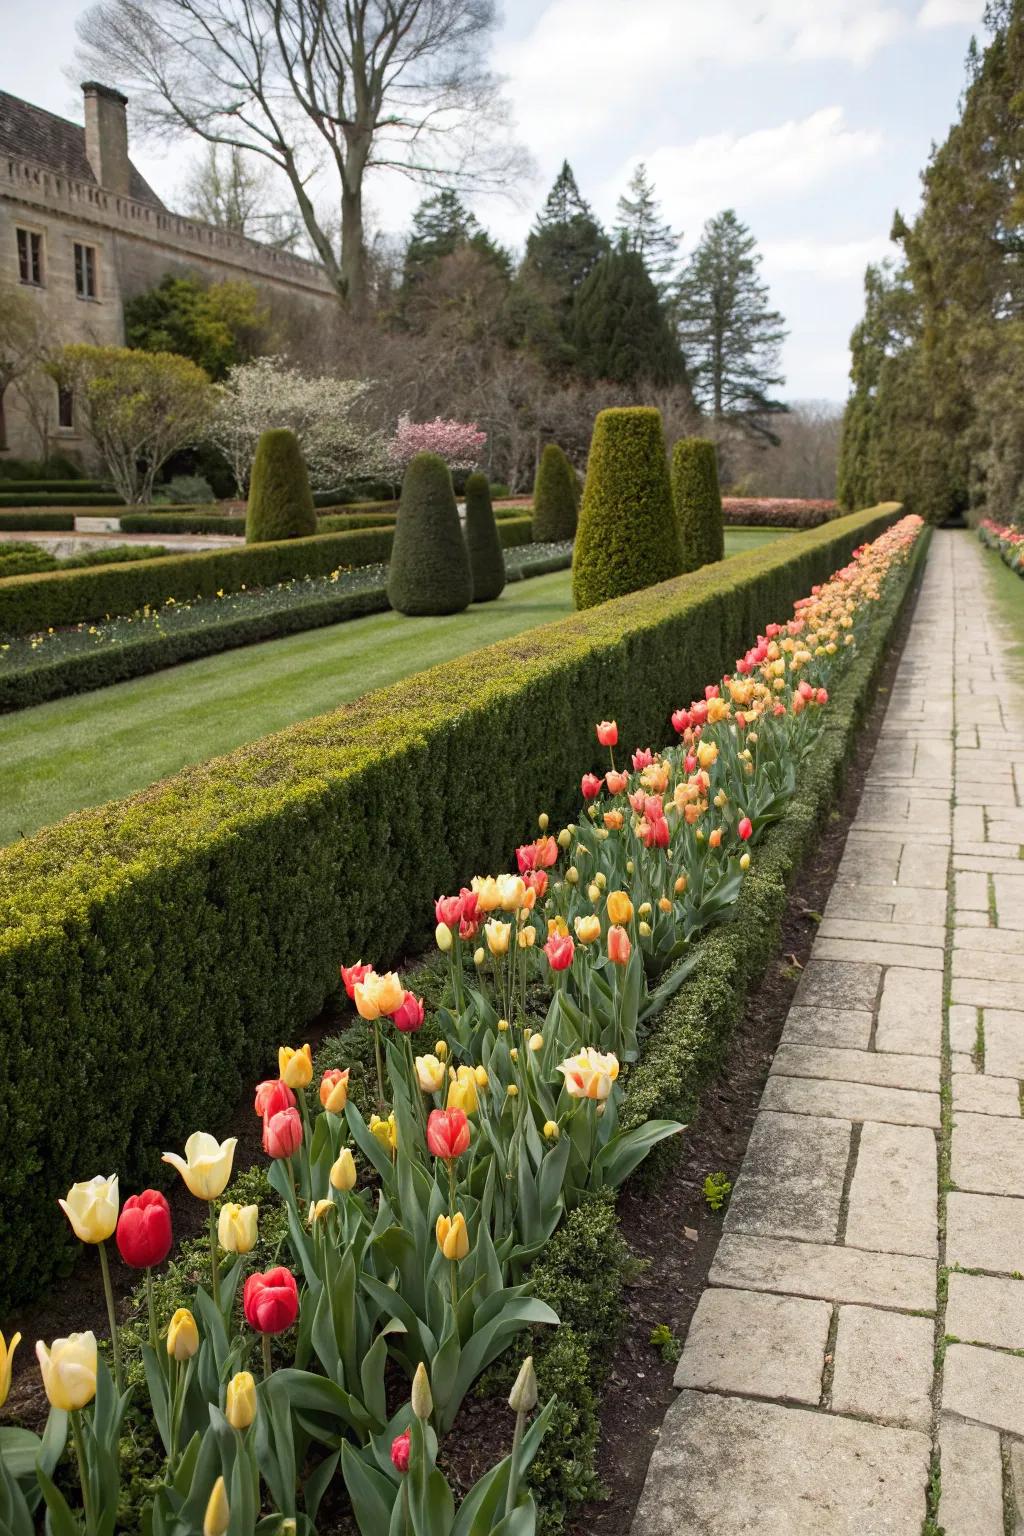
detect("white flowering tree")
(210, 356), (388, 493)
(387, 415), (487, 475)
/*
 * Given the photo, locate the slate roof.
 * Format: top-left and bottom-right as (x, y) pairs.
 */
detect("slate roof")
(0, 89), (165, 208)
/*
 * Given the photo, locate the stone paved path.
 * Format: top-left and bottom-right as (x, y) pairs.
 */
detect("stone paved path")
(631, 530), (1024, 1536)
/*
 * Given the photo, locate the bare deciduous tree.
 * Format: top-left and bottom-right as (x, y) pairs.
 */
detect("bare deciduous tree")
(180, 144), (304, 250)
(76, 0), (528, 313)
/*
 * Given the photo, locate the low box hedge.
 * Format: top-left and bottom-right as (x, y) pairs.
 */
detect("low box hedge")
(0, 491), (123, 508)
(0, 511), (75, 531)
(0, 479), (109, 495)
(0, 504), (900, 1308)
(118, 512), (248, 535)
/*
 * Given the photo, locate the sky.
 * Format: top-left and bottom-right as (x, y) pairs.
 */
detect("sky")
(1, 0), (989, 402)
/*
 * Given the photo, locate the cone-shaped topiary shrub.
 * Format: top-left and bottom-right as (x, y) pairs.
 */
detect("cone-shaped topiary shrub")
(245, 428), (317, 544)
(387, 451), (473, 616)
(532, 443), (579, 542)
(572, 406), (682, 610)
(464, 471), (506, 602)
(672, 437), (724, 572)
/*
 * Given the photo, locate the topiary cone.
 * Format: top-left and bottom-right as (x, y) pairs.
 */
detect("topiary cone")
(245, 428), (317, 543)
(572, 407), (682, 610)
(387, 452), (473, 616)
(464, 472), (506, 602)
(672, 437), (724, 571)
(532, 443), (578, 542)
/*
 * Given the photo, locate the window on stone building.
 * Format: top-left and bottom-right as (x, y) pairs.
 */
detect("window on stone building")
(73, 242), (98, 300)
(16, 228), (43, 286)
(58, 388), (75, 432)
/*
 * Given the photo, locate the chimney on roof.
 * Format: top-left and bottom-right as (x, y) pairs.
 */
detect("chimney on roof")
(82, 81), (130, 196)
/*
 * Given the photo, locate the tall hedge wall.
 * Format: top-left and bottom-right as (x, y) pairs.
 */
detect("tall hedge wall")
(0, 504), (900, 1309)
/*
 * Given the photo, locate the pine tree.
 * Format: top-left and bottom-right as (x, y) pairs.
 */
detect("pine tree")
(521, 162), (608, 330)
(673, 210), (787, 442)
(613, 163), (681, 287)
(402, 191), (509, 290)
(570, 248), (685, 387)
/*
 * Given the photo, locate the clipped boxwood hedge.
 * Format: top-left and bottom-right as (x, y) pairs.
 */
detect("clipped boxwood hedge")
(119, 512), (247, 535)
(0, 491), (123, 507)
(0, 479), (109, 495)
(0, 511), (75, 531)
(0, 504), (900, 1308)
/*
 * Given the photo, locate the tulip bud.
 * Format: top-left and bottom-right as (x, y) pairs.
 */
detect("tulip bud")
(507, 1083), (519, 1098)
(740, 852), (751, 871)
(529, 1034), (543, 1052)
(508, 1356), (538, 1413)
(435, 922), (453, 953)
(309, 1198), (334, 1224)
(411, 1360), (433, 1420)
(674, 875), (687, 895)
(543, 1120), (560, 1140)
(658, 896), (672, 912)
(167, 1308), (199, 1361)
(226, 1370), (257, 1430)
(474, 1065), (489, 1088)
(538, 813), (549, 831)
(509, 1048), (519, 1062)
(626, 859), (634, 876)
(566, 867), (579, 885)
(435, 1211), (470, 1261)
(435, 1039), (448, 1059)
(587, 883), (601, 903)
(557, 828), (572, 849)
(330, 1148), (357, 1191)
(474, 947), (485, 967)
(638, 921), (652, 937)
(203, 1476), (230, 1536)
(498, 1018), (510, 1032)
(638, 901), (652, 918)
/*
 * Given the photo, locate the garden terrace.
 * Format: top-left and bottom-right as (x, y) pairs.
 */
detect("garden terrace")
(0, 504), (899, 1311)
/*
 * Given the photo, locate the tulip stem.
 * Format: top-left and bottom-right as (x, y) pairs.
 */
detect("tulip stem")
(449, 1259), (459, 1308)
(208, 1206), (221, 1310)
(504, 1408), (525, 1518)
(373, 1022), (386, 1115)
(261, 1333), (273, 1381)
(71, 1409), (95, 1535)
(97, 1241), (123, 1395)
(145, 1268), (158, 1353)
(168, 1358), (181, 1468)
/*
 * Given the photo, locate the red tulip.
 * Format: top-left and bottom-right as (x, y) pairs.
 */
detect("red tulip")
(704, 685), (719, 701)
(116, 1190), (172, 1269)
(642, 815), (670, 850)
(435, 895), (463, 927)
(427, 1108), (471, 1161)
(254, 1078), (296, 1119)
(691, 701), (708, 726)
(516, 843), (537, 873)
(459, 888), (480, 925)
(596, 720), (618, 746)
(341, 961), (372, 1000)
(738, 817), (753, 841)
(581, 774), (602, 801)
(524, 868), (548, 899)
(544, 933), (575, 971)
(684, 754), (697, 775)
(671, 709), (690, 734)
(391, 1430), (411, 1473)
(632, 748), (653, 770)
(263, 1107), (303, 1160)
(817, 688), (828, 705)
(243, 1267), (299, 1334)
(392, 991), (425, 1033)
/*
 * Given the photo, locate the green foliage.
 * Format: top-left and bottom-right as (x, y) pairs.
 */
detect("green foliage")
(614, 163), (681, 287)
(0, 543), (167, 579)
(0, 511), (74, 530)
(571, 247), (684, 387)
(387, 451), (473, 616)
(532, 445), (578, 542)
(572, 406), (682, 609)
(703, 1171), (732, 1211)
(151, 474), (215, 505)
(649, 1323), (682, 1362)
(0, 492), (122, 508)
(0, 456), (84, 480)
(401, 190), (510, 292)
(119, 511), (247, 535)
(673, 438), (725, 571)
(464, 471), (506, 602)
(0, 505), (900, 1308)
(123, 273), (269, 381)
(245, 427), (317, 544)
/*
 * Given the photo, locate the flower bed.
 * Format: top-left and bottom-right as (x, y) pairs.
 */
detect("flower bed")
(978, 515), (1024, 574)
(0, 543), (574, 712)
(722, 497), (838, 528)
(0, 514), (926, 1536)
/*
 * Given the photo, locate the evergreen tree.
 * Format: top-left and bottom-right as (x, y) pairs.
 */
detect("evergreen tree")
(245, 428), (316, 543)
(570, 247), (685, 387)
(532, 443), (578, 541)
(613, 163), (681, 287)
(673, 210), (787, 442)
(521, 162), (609, 337)
(463, 471), (506, 601)
(387, 452), (472, 615)
(402, 191), (510, 290)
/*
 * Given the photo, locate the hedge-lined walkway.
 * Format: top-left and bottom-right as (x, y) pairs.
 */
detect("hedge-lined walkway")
(631, 529), (1024, 1534)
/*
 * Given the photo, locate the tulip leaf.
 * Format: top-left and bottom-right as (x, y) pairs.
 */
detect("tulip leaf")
(591, 1119), (685, 1189)
(141, 1345), (172, 1454)
(302, 1448), (340, 1523)
(0, 1430), (40, 1481)
(340, 1440), (397, 1536)
(33, 1464), (79, 1536)
(637, 948), (700, 1023)
(346, 1103), (397, 1185)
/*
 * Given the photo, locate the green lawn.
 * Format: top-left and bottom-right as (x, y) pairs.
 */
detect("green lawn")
(0, 529), (790, 845)
(975, 528), (1024, 681)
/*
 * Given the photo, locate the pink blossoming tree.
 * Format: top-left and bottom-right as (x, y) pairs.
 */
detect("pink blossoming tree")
(387, 415), (487, 474)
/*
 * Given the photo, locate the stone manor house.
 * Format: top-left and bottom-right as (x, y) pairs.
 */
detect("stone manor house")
(0, 82), (335, 461)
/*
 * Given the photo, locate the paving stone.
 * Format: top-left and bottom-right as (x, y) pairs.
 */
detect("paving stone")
(956, 908), (991, 926)
(947, 1271), (1024, 1350)
(952, 975), (1024, 1010)
(950, 1051), (975, 1074)
(830, 1305), (933, 1430)
(827, 882), (948, 925)
(898, 842), (950, 887)
(812, 937), (945, 970)
(937, 1418), (1005, 1536)
(838, 843), (901, 885)
(953, 948), (1024, 982)
(817, 917), (946, 949)
(949, 1005), (979, 1055)
(955, 870), (990, 910)
(781, 1007), (873, 1050)
(875, 967), (944, 1056)
(793, 959), (882, 1013)
(952, 1113), (1024, 1196)
(769, 1044), (939, 1092)
(1010, 1443), (1024, 1536)
(957, 840), (1023, 860)
(955, 925), (1024, 954)
(845, 1122), (938, 1258)
(980, 1008), (1024, 1077)
(943, 1343), (1024, 1435)
(629, 1391), (931, 1536)
(673, 1288), (830, 1403)
(947, 1193), (1024, 1273)
(760, 1076), (940, 1128)
(724, 1111), (851, 1244)
(709, 1234), (935, 1312)
(952, 1071), (1021, 1116)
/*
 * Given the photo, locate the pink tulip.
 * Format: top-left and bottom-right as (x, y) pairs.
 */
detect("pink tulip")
(581, 774), (602, 801)
(263, 1107), (303, 1160)
(392, 992), (425, 1033)
(738, 817), (753, 841)
(596, 721), (618, 746)
(544, 933), (575, 971)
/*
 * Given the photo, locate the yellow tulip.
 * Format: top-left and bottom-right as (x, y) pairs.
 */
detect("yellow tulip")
(639, 921), (652, 937)
(36, 1332), (97, 1411)
(574, 914), (601, 945)
(0, 1330), (21, 1409)
(471, 876), (502, 912)
(565, 866), (579, 885)
(557, 827), (572, 849)
(330, 1148), (357, 1191)
(162, 1133), (237, 1201)
(434, 1039), (449, 1060)
(497, 874), (527, 912)
(166, 1308), (199, 1361)
(369, 1112), (397, 1154)
(435, 1211), (469, 1261)
(506, 1084), (519, 1098)
(473, 947), (485, 967)
(740, 852), (751, 872)
(218, 1203), (258, 1255)
(517, 926), (536, 949)
(474, 1065), (489, 1089)
(587, 882), (601, 904)
(543, 1120), (560, 1140)
(548, 915), (569, 938)
(354, 971), (405, 1021)
(416, 1054), (446, 1094)
(484, 919), (511, 956)
(203, 1476), (230, 1536)
(225, 1370), (257, 1430)
(558, 1047), (620, 1102)
(59, 1175), (119, 1244)
(605, 891), (633, 925)
(435, 922), (454, 953)
(309, 1198), (334, 1224)
(697, 740), (718, 769)
(278, 1043), (313, 1089)
(529, 1033), (544, 1052)
(320, 1069), (350, 1114)
(447, 1066), (478, 1115)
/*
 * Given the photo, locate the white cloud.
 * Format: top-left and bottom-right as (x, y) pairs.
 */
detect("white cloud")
(602, 109), (883, 238)
(760, 235), (895, 281)
(917, 0), (984, 27)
